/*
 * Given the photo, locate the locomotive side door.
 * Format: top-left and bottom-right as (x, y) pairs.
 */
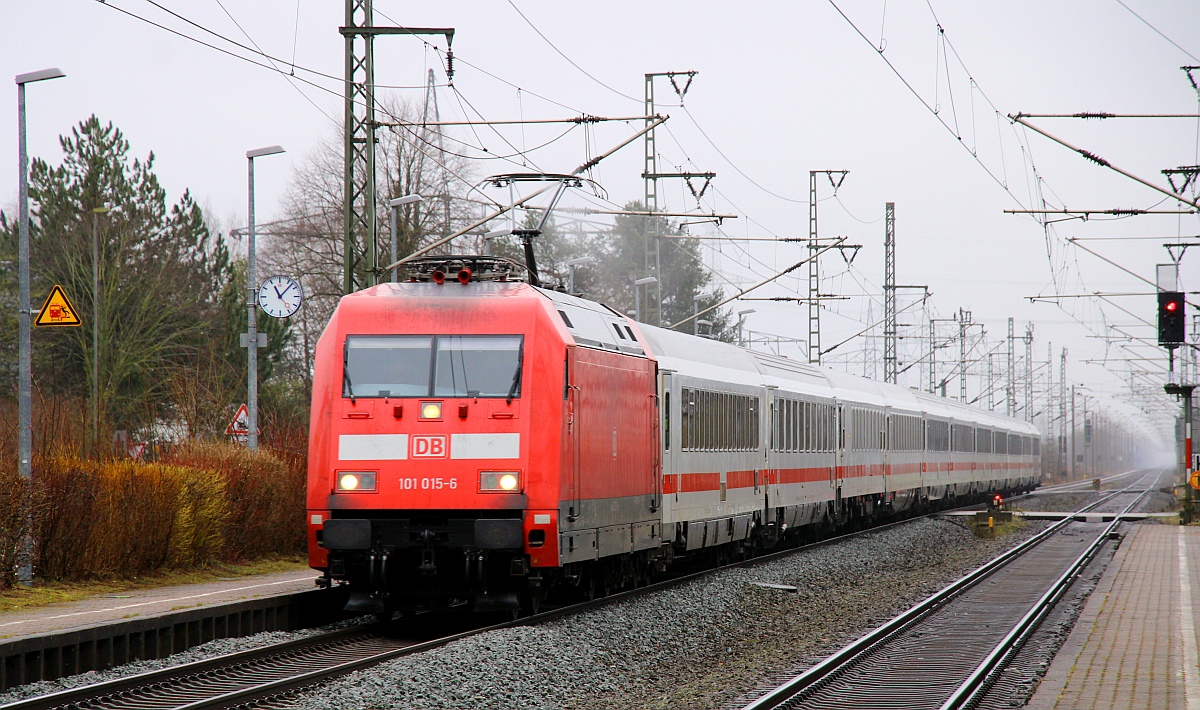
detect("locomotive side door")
(565, 347), (582, 523)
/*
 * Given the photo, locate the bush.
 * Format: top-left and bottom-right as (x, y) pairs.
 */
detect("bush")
(34, 457), (229, 579)
(165, 442), (305, 561)
(0, 470), (34, 588)
(0, 391), (309, 589)
(0, 442), (305, 588)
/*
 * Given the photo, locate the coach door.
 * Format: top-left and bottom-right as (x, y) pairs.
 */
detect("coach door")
(765, 389), (780, 509)
(834, 403), (845, 508)
(659, 371), (673, 510)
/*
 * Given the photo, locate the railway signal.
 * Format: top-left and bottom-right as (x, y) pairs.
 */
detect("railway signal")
(1157, 290), (1185, 347)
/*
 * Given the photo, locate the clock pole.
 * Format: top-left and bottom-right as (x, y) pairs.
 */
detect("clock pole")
(245, 145), (285, 452)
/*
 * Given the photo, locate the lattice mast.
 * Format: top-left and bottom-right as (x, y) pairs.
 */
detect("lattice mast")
(883, 202), (896, 384)
(342, 1), (452, 294)
(343, 0), (377, 295)
(642, 71), (707, 326)
(1007, 317), (1016, 417)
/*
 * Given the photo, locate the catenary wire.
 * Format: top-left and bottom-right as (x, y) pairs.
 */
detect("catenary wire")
(504, 0), (642, 104)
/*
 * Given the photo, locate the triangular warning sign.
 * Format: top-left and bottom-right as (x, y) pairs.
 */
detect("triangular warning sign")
(225, 404), (259, 437)
(34, 285), (81, 327)
(226, 404), (249, 435)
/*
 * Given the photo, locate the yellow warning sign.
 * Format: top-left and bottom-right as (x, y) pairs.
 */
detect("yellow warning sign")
(34, 285), (81, 327)
(1191, 470), (1200, 491)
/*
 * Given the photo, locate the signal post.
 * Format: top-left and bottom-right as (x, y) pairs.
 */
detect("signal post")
(1159, 271), (1198, 522)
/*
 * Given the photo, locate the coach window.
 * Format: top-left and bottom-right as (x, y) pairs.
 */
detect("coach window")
(663, 390), (670, 451)
(785, 400), (795, 452)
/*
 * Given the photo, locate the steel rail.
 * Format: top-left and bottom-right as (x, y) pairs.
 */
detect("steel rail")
(939, 487), (1152, 709)
(0, 625), (383, 710)
(738, 476), (1152, 710)
(6, 484), (1072, 710)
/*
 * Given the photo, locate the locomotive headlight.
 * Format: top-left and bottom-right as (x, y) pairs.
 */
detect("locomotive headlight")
(337, 472), (376, 492)
(420, 402), (442, 419)
(480, 471), (521, 492)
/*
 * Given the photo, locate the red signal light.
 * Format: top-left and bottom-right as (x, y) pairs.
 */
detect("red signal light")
(1166, 300), (1180, 313)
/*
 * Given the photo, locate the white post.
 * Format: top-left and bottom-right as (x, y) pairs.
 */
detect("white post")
(245, 146), (285, 452)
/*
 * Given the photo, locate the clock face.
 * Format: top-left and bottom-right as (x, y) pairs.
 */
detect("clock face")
(258, 276), (303, 318)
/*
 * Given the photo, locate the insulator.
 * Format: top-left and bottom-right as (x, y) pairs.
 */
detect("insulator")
(446, 49), (454, 83)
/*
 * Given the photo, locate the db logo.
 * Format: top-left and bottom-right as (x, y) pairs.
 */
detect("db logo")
(411, 435), (448, 458)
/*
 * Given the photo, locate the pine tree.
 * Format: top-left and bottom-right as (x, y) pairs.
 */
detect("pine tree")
(0, 116), (282, 435)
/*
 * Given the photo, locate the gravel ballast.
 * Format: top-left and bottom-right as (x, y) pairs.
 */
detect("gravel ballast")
(289, 516), (1051, 710)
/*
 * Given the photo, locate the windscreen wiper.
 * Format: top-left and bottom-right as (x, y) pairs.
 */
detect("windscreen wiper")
(506, 343), (524, 404)
(343, 362), (356, 403)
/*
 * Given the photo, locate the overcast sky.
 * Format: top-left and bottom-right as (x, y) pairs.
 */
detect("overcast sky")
(4, 0), (1199, 443)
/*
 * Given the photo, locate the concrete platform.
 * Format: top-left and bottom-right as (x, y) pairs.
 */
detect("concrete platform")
(0, 569), (318, 643)
(1028, 523), (1200, 709)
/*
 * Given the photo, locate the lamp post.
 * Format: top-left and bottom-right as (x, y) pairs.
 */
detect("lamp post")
(91, 205), (109, 457)
(565, 256), (595, 296)
(245, 145), (285, 452)
(737, 308), (756, 347)
(633, 276), (657, 322)
(16, 67), (65, 587)
(388, 194), (424, 282)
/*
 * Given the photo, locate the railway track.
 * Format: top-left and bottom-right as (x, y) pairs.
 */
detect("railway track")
(736, 471), (1162, 710)
(3, 476), (1128, 710)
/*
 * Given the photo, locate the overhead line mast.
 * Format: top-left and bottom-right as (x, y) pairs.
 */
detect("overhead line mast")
(342, 0), (453, 294)
(884, 202), (896, 384)
(643, 71), (710, 327)
(808, 170), (849, 364)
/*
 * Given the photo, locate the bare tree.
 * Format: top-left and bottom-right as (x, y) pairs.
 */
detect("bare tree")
(260, 98), (477, 375)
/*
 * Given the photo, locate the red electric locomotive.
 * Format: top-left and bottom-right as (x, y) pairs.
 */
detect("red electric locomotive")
(307, 257), (658, 613)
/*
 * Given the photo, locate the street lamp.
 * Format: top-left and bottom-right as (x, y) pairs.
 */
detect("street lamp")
(246, 145), (285, 452)
(633, 276), (657, 322)
(16, 66), (65, 587)
(388, 194), (424, 282)
(91, 205), (110, 457)
(565, 256), (595, 296)
(737, 308), (756, 347)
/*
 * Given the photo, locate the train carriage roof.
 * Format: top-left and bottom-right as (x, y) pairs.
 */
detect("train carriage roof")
(533, 287), (1037, 436)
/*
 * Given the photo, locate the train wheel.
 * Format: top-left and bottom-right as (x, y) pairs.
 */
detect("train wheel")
(523, 586), (545, 615)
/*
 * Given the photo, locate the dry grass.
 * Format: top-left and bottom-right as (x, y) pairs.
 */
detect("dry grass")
(0, 554), (308, 615)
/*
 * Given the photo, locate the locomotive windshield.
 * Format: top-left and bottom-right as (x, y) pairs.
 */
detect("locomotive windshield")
(343, 334), (523, 399)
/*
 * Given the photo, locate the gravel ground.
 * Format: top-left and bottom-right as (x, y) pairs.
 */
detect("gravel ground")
(1010, 491), (1100, 513)
(287, 517), (1051, 710)
(0, 617), (371, 705)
